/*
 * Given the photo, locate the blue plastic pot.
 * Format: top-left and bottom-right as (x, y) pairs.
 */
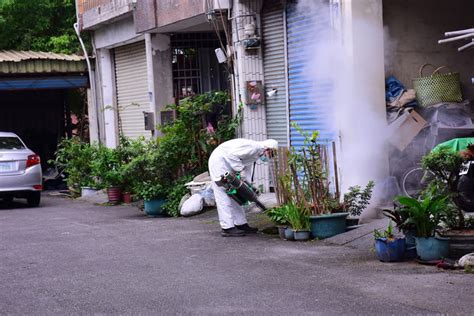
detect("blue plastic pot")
(284, 227), (295, 241)
(375, 237), (406, 262)
(144, 199), (167, 217)
(310, 213), (349, 239)
(293, 230), (311, 241)
(277, 225), (287, 240)
(415, 236), (450, 261)
(403, 229), (417, 260)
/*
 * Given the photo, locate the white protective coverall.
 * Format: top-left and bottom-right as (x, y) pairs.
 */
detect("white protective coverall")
(208, 138), (278, 229)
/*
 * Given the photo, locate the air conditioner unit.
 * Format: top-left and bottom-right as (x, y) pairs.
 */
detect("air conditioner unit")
(213, 0), (231, 11)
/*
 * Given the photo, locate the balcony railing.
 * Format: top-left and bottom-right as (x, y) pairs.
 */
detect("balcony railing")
(77, 0), (133, 30)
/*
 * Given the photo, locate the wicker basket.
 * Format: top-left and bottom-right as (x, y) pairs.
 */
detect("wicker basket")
(413, 64), (463, 107)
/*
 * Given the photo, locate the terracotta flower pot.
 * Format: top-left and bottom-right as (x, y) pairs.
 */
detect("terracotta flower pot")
(122, 192), (132, 204)
(107, 186), (122, 205)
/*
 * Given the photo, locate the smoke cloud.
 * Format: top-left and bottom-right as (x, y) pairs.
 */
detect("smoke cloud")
(294, 0), (392, 219)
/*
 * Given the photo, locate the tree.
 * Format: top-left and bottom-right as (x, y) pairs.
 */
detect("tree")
(0, 0), (85, 54)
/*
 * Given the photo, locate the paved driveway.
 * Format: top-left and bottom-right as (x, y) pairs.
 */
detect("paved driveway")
(0, 195), (472, 314)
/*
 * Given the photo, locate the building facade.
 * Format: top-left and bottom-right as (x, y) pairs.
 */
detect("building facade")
(76, 0), (474, 200)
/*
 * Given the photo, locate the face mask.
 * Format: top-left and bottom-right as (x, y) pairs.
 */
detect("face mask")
(259, 155), (269, 162)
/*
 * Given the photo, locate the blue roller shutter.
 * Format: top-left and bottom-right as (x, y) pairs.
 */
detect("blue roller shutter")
(286, 1), (335, 148)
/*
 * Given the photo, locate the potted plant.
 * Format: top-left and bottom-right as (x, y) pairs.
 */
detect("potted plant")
(91, 145), (124, 204)
(344, 181), (375, 227)
(382, 207), (417, 259)
(51, 137), (100, 197)
(395, 195), (450, 261)
(284, 202), (311, 241)
(295, 125), (349, 239)
(373, 221), (406, 262)
(136, 182), (168, 217)
(124, 139), (171, 216)
(421, 145), (474, 257)
(266, 205), (290, 240)
(114, 137), (150, 205)
(273, 126), (350, 239)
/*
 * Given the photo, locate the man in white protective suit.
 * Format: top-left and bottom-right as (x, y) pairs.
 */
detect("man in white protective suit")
(208, 138), (278, 237)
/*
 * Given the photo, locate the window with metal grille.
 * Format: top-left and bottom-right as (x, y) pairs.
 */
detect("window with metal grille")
(171, 33), (228, 100)
(172, 48), (201, 99)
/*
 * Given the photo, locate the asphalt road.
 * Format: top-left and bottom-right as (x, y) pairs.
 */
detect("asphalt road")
(0, 195), (472, 315)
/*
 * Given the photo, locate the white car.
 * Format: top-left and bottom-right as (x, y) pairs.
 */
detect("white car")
(0, 132), (42, 207)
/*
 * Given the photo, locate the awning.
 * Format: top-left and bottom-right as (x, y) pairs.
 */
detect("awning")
(0, 75), (89, 90)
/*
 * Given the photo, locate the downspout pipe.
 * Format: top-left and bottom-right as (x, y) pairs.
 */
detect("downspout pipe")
(73, 22), (100, 143)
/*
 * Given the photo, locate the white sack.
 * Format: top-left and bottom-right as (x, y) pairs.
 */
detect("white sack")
(180, 193), (204, 217)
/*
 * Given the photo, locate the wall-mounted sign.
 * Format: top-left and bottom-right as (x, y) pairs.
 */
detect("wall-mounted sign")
(246, 80), (263, 109)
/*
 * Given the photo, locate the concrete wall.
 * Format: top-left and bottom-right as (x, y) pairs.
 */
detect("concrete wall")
(156, 0), (205, 28)
(231, 0), (270, 191)
(94, 16), (142, 49)
(383, 0), (474, 100)
(81, 0), (133, 31)
(150, 34), (174, 134)
(97, 48), (119, 148)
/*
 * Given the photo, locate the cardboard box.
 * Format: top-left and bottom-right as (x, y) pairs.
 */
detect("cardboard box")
(388, 110), (427, 151)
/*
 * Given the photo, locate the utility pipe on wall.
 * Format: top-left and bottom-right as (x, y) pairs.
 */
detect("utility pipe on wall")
(144, 33), (157, 138)
(74, 22), (100, 143)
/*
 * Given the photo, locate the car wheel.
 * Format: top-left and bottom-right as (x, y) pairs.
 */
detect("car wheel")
(2, 196), (13, 203)
(27, 192), (41, 207)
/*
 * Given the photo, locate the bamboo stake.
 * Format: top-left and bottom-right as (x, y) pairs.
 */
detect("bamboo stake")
(332, 141), (340, 201)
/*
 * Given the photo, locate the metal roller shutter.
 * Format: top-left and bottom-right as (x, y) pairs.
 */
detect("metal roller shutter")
(286, 1), (335, 148)
(262, 1), (288, 147)
(114, 41), (150, 139)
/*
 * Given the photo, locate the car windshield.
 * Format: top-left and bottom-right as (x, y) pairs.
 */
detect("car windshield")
(0, 137), (25, 150)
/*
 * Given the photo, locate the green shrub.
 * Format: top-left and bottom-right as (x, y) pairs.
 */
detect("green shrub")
(395, 195), (449, 237)
(284, 202), (311, 231)
(51, 137), (99, 195)
(158, 91), (240, 176)
(266, 205), (290, 226)
(121, 138), (171, 200)
(161, 175), (194, 217)
(421, 147), (466, 229)
(373, 221), (395, 240)
(91, 145), (123, 188)
(344, 181), (375, 217)
(51, 91), (240, 211)
(422, 148), (463, 194)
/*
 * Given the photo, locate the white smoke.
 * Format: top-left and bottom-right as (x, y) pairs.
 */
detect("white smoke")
(295, 0), (392, 218)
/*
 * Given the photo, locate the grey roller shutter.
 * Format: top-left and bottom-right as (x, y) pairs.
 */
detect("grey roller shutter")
(287, 1), (336, 148)
(114, 41), (150, 139)
(262, 1), (288, 147)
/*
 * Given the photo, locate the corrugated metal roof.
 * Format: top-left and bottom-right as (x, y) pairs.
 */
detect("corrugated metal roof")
(0, 50), (85, 62)
(0, 50), (88, 74)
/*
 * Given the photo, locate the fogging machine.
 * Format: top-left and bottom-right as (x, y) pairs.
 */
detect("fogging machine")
(218, 171), (267, 211)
